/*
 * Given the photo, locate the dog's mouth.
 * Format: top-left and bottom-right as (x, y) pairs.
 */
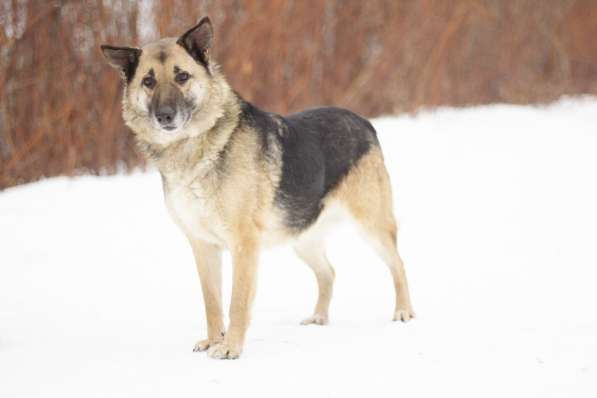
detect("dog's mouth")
(152, 117), (185, 134)
(151, 108), (192, 135)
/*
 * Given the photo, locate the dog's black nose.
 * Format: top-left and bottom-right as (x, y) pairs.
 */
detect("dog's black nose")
(155, 106), (176, 125)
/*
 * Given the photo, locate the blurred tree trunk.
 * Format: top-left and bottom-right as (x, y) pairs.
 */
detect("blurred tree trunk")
(1, 0), (596, 189)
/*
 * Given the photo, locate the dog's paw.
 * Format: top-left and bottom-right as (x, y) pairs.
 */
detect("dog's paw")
(393, 308), (416, 322)
(193, 338), (214, 352)
(207, 342), (241, 360)
(300, 314), (328, 326)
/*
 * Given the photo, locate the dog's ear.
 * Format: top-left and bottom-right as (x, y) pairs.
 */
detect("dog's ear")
(177, 17), (213, 68)
(100, 45), (142, 82)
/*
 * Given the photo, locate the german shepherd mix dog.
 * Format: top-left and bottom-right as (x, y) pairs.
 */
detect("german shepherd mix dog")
(101, 17), (414, 359)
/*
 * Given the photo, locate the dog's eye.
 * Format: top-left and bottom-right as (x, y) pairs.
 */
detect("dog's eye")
(175, 72), (190, 84)
(142, 76), (156, 89)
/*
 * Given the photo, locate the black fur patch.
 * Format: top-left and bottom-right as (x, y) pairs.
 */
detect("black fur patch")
(125, 53), (140, 83)
(239, 100), (379, 231)
(239, 98), (278, 155)
(277, 107), (378, 230)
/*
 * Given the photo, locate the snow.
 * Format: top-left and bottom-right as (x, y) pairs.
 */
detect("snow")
(1, 98), (597, 397)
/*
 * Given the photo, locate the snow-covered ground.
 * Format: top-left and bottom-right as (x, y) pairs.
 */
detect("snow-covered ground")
(1, 98), (596, 397)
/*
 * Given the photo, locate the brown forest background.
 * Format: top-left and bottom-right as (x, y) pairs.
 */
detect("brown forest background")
(1, 0), (597, 189)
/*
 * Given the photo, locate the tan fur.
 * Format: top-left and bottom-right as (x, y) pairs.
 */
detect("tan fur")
(105, 28), (414, 359)
(329, 148), (415, 321)
(190, 240), (224, 352)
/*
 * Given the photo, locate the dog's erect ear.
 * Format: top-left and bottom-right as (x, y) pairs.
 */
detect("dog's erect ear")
(177, 17), (213, 68)
(101, 45), (142, 83)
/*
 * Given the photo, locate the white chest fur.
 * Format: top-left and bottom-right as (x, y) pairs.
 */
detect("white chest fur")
(164, 182), (224, 245)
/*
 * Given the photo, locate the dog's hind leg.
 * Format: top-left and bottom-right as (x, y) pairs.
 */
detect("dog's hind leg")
(294, 234), (335, 325)
(334, 148), (415, 322)
(359, 221), (415, 322)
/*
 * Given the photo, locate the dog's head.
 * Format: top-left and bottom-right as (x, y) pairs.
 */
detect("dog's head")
(102, 17), (225, 145)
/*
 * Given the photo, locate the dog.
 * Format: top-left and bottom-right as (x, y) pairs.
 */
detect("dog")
(101, 17), (414, 359)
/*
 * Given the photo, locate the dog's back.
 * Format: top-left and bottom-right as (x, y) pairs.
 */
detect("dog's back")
(275, 107), (380, 231)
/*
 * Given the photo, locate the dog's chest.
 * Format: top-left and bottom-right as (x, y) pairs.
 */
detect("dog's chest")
(164, 181), (224, 245)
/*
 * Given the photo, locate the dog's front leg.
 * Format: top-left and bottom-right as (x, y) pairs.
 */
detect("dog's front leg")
(189, 240), (225, 352)
(208, 237), (259, 359)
